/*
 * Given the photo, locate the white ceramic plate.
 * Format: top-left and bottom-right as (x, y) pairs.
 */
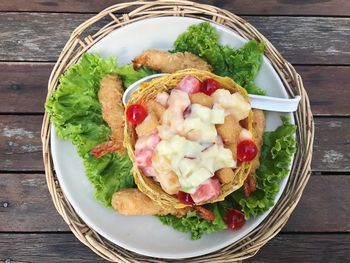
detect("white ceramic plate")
(51, 17), (294, 259)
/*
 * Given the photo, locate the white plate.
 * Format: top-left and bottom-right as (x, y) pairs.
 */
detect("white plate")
(51, 17), (294, 259)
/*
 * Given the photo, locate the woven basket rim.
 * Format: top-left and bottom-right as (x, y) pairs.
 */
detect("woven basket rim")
(41, 1), (314, 262)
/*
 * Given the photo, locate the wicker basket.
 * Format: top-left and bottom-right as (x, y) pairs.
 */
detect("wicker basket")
(41, 1), (314, 262)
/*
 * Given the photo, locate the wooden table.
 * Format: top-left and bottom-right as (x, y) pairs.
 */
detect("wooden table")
(0, 1), (349, 262)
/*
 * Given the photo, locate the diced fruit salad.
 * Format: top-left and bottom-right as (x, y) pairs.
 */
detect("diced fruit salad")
(126, 76), (258, 204)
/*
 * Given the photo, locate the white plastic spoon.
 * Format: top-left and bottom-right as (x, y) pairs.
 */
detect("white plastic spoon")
(122, 73), (301, 112)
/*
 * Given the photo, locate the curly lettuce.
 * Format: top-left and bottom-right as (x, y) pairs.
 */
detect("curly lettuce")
(174, 22), (266, 95)
(45, 53), (152, 206)
(158, 204), (226, 240)
(231, 116), (297, 219)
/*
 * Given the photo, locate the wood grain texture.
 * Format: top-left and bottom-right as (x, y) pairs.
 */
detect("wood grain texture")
(247, 234), (350, 263)
(312, 118), (350, 172)
(0, 63), (349, 115)
(0, 0), (349, 16)
(0, 174), (348, 232)
(0, 13), (349, 64)
(0, 233), (348, 262)
(297, 66), (350, 116)
(282, 176), (350, 232)
(1, 116), (348, 172)
(0, 233), (106, 263)
(0, 116), (42, 171)
(0, 173), (68, 231)
(0, 63), (52, 113)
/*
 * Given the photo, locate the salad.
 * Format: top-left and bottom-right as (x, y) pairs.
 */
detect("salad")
(46, 22), (296, 240)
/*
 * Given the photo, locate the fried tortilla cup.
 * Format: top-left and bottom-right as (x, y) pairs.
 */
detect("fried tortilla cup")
(124, 69), (255, 209)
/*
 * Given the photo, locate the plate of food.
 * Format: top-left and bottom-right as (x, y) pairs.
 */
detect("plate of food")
(43, 4), (312, 261)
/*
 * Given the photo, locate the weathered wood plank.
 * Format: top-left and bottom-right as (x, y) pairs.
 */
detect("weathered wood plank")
(244, 16), (350, 65)
(247, 234), (350, 263)
(0, 116), (349, 172)
(0, 233), (348, 262)
(0, 0), (349, 16)
(297, 66), (350, 116)
(0, 116), (42, 171)
(1, 174), (348, 232)
(0, 173), (68, 231)
(0, 233), (106, 263)
(0, 63), (349, 115)
(0, 13), (349, 64)
(282, 176), (350, 232)
(312, 118), (350, 172)
(0, 63), (52, 113)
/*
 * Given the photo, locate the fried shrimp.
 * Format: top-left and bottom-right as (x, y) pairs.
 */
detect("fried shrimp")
(90, 75), (125, 157)
(112, 188), (189, 216)
(133, 50), (212, 73)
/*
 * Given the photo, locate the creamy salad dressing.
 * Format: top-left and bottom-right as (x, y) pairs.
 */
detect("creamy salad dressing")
(134, 77), (253, 201)
(150, 87), (251, 194)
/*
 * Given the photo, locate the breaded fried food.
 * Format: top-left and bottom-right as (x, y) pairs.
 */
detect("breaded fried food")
(189, 92), (213, 108)
(226, 142), (237, 160)
(133, 50), (212, 73)
(216, 114), (242, 144)
(99, 75), (125, 153)
(112, 188), (189, 216)
(91, 75), (125, 157)
(250, 109), (265, 175)
(135, 111), (159, 137)
(147, 100), (165, 120)
(216, 168), (235, 184)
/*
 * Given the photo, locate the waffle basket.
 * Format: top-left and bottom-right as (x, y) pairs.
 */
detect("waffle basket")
(41, 1), (314, 262)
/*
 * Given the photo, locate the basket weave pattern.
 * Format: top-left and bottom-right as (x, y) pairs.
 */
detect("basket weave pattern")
(41, 1), (314, 262)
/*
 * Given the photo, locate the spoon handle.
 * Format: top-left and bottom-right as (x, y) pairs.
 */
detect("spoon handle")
(248, 94), (301, 112)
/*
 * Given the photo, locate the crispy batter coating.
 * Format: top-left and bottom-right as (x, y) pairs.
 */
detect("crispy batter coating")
(90, 140), (118, 158)
(189, 92), (213, 108)
(147, 100), (166, 120)
(226, 142), (237, 160)
(133, 50), (212, 73)
(250, 109), (265, 175)
(216, 114), (242, 144)
(216, 168), (235, 184)
(135, 111), (159, 137)
(98, 75), (125, 154)
(112, 188), (189, 216)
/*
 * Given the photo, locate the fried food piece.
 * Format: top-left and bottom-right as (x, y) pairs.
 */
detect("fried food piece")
(216, 168), (235, 184)
(135, 111), (159, 137)
(189, 92), (213, 108)
(90, 140), (118, 158)
(216, 114), (242, 144)
(147, 100), (165, 120)
(155, 171), (181, 195)
(226, 142), (237, 160)
(250, 109), (265, 175)
(112, 188), (189, 216)
(133, 50), (212, 73)
(195, 206), (215, 221)
(244, 174), (257, 197)
(98, 75), (125, 154)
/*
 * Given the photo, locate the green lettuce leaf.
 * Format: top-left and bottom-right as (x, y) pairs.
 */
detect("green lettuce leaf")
(45, 53), (152, 206)
(173, 22), (266, 95)
(232, 116), (297, 219)
(158, 204), (227, 240)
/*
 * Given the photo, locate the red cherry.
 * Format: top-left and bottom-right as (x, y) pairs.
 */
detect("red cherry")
(224, 209), (245, 230)
(126, 104), (147, 125)
(200, 78), (220, 96)
(178, 191), (194, 205)
(237, 140), (258, 162)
